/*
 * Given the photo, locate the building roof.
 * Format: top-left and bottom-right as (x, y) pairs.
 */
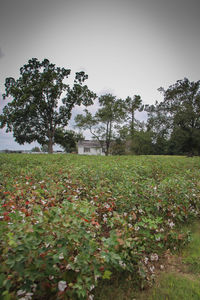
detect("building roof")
(78, 140), (103, 148)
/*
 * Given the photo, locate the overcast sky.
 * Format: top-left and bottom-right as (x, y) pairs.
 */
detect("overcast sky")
(0, 0), (200, 150)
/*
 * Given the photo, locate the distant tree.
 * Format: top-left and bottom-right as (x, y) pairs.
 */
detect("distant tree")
(146, 78), (200, 155)
(110, 125), (129, 155)
(41, 144), (48, 152)
(54, 128), (83, 153)
(146, 103), (169, 155)
(158, 78), (200, 155)
(0, 58), (96, 153)
(75, 94), (126, 155)
(125, 95), (143, 138)
(31, 146), (40, 152)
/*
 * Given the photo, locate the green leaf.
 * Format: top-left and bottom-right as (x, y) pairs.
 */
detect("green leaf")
(103, 270), (112, 280)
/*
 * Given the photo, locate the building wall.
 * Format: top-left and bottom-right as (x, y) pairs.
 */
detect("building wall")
(78, 145), (105, 155)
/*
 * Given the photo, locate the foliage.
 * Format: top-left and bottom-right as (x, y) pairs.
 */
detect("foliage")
(124, 95), (143, 144)
(75, 94), (126, 155)
(0, 154), (200, 299)
(147, 78), (200, 155)
(0, 58), (96, 153)
(54, 128), (84, 153)
(31, 147), (40, 152)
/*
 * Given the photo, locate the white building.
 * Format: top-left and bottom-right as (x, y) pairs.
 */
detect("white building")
(77, 140), (105, 155)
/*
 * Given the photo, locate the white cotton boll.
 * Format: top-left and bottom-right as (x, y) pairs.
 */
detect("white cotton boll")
(17, 290), (26, 296)
(59, 253), (64, 260)
(58, 281), (67, 292)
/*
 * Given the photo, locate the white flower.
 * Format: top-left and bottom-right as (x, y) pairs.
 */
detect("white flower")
(90, 285), (95, 291)
(150, 253), (159, 261)
(160, 265), (164, 270)
(66, 264), (72, 270)
(144, 257), (149, 264)
(155, 236), (161, 241)
(123, 212), (127, 217)
(25, 293), (33, 300)
(104, 203), (110, 209)
(168, 221), (175, 228)
(119, 260), (126, 268)
(59, 253), (64, 260)
(88, 295), (94, 300)
(134, 225), (140, 231)
(17, 290), (26, 296)
(95, 275), (100, 282)
(58, 281), (67, 292)
(128, 223), (133, 228)
(31, 284), (37, 292)
(149, 265), (155, 273)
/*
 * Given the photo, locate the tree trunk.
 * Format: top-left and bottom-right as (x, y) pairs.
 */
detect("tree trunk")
(48, 137), (53, 154)
(131, 109), (134, 138)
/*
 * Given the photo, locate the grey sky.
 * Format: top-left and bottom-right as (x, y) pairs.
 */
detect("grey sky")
(0, 0), (200, 150)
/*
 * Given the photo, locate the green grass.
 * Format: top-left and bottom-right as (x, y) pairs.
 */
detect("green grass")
(182, 223), (200, 274)
(134, 222), (200, 300)
(146, 273), (200, 300)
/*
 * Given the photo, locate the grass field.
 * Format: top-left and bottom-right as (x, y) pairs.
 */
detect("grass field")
(0, 154), (200, 299)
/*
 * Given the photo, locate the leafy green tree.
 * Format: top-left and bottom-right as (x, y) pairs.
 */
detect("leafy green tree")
(110, 125), (129, 155)
(145, 103), (169, 155)
(146, 78), (200, 155)
(125, 95), (143, 137)
(31, 146), (41, 152)
(75, 94), (126, 155)
(54, 128), (83, 153)
(41, 144), (48, 152)
(158, 78), (200, 155)
(0, 58), (96, 153)
(123, 95), (144, 154)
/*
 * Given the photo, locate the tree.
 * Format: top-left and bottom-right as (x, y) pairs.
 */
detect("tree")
(145, 103), (169, 155)
(158, 78), (200, 155)
(31, 146), (40, 152)
(0, 58), (96, 153)
(54, 128), (83, 153)
(123, 95), (144, 154)
(146, 78), (200, 155)
(125, 95), (143, 138)
(41, 144), (48, 152)
(75, 94), (126, 155)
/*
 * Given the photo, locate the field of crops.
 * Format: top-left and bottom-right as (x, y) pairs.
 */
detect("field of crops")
(0, 154), (200, 299)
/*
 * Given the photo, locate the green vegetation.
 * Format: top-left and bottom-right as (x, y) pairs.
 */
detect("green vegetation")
(0, 58), (96, 153)
(145, 273), (200, 300)
(1, 60), (200, 156)
(133, 222), (200, 300)
(0, 154), (200, 299)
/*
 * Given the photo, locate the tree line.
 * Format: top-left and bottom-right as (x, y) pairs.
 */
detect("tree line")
(0, 58), (200, 155)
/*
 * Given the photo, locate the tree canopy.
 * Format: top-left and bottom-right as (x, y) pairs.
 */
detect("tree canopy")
(147, 78), (200, 155)
(0, 58), (96, 153)
(75, 94), (126, 155)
